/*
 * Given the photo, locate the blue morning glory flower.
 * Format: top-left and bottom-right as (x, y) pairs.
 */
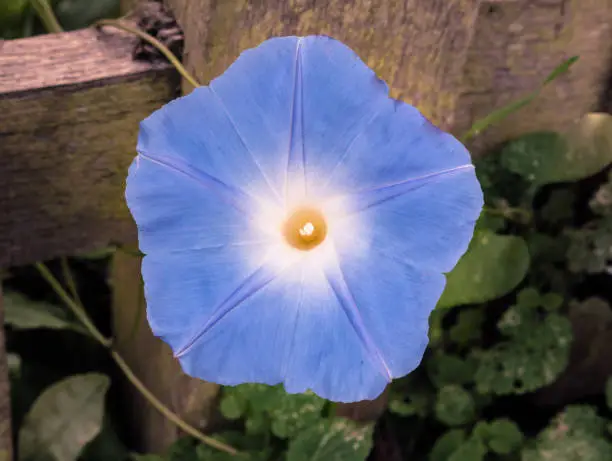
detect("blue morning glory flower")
(125, 36), (483, 403)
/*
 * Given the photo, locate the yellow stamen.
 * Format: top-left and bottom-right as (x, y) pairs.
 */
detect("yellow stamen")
(283, 207), (327, 251)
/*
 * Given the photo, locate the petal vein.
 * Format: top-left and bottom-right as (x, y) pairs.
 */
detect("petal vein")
(324, 251), (392, 382)
(175, 261), (291, 358)
(137, 151), (255, 216)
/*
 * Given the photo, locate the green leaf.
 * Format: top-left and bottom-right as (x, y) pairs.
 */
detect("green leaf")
(388, 381), (434, 418)
(220, 384), (325, 439)
(606, 377), (612, 410)
(516, 287), (541, 308)
(500, 132), (569, 185)
(522, 406), (612, 461)
(163, 437), (197, 461)
(388, 388), (431, 418)
(485, 419), (524, 454)
(18, 373), (110, 461)
(3, 291), (86, 334)
(194, 432), (270, 461)
(448, 437), (486, 461)
(474, 303), (572, 395)
(80, 419), (129, 461)
(268, 391), (325, 439)
(287, 420), (373, 461)
(427, 354), (477, 388)
(438, 231), (530, 308)
(388, 398), (417, 417)
(196, 448), (266, 461)
(462, 98), (532, 143)
(543, 56), (580, 84)
(503, 114), (612, 187)
(568, 167), (612, 274)
(567, 217), (612, 274)
(474, 154), (530, 208)
(540, 293), (563, 311)
(448, 308), (484, 346)
(565, 112), (612, 179)
(196, 431), (271, 461)
(428, 308), (445, 345)
(0, 0), (27, 27)
(429, 429), (466, 461)
(515, 288), (563, 311)
(219, 393), (246, 420)
(434, 385), (476, 427)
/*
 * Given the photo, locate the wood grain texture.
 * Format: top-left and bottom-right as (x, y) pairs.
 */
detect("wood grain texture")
(165, 0), (483, 128)
(0, 287), (12, 461)
(455, 0), (612, 153)
(0, 26), (178, 269)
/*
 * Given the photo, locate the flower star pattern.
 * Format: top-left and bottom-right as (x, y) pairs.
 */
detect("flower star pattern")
(125, 36), (483, 403)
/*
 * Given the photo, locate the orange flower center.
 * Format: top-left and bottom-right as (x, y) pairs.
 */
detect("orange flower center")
(283, 207), (327, 251)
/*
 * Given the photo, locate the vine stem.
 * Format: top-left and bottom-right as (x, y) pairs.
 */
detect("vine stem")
(60, 257), (82, 309)
(30, 0), (63, 33)
(36, 262), (111, 348)
(34, 262), (238, 456)
(95, 19), (201, 89)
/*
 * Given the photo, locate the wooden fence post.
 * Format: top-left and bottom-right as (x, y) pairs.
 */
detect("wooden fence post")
(0, 27), (176, 268)
(455, 0), (612, 154)
(165, 0), (484, 129)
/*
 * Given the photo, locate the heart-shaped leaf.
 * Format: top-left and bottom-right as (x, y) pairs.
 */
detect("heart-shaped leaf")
(287, 419), (373, 461)
(438, 231), (530, 308)
(3, 291), (86, 335)
(18, 374), (110, 461)
(501, 114), (612, 187)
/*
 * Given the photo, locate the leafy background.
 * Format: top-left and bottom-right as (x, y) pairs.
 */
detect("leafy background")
(3, 1), (612, 461)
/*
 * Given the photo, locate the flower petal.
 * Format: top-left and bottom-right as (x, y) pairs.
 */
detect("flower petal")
(136, 83), (281, 203)
(174, 258), (390, 402)
(207, 37), (301, 200)
(330, 239), (446, 379)
(209, 36), (391, 201)
(125, 156), (266, 254)
(320, 99), (474, 195)
(127, 35), (485, 404)
(337, 167), (483, 273)
(298, 36), (390, 195)
(141, 244), (269, 351)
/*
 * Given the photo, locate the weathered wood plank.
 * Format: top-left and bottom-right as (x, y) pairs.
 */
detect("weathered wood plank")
(166, 0), (483, 129)
(455, 0), (612, 153)
(0, 286), (12, 461)
(0, 26), (177, 268)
